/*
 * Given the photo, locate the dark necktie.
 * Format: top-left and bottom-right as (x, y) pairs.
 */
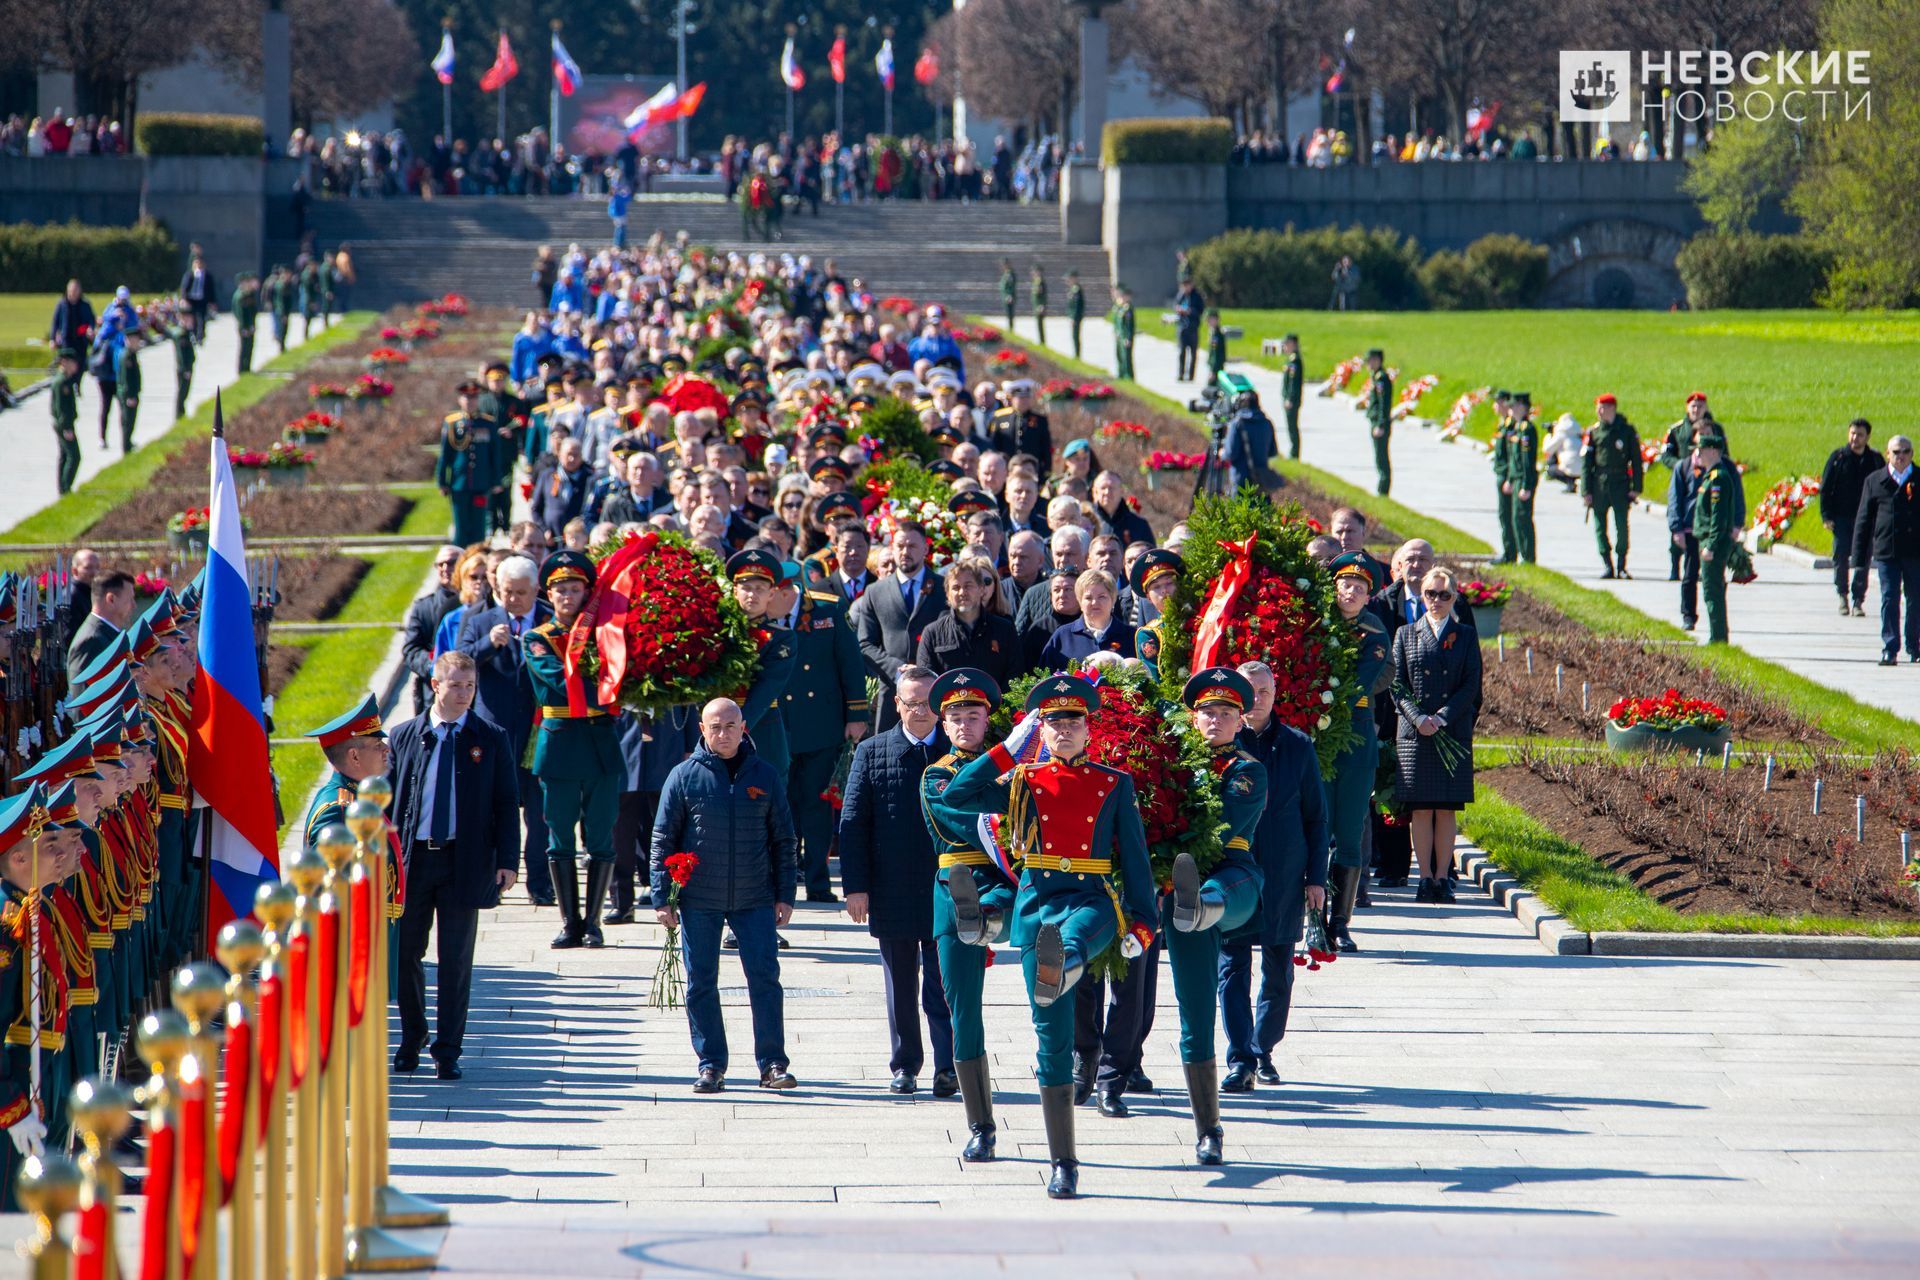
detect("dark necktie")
(901, 576), (916, 614)
(429, 724), (456, 842)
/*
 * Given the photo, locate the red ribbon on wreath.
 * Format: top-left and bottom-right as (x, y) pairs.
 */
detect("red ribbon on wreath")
(579, 534), (655, 712)
(1191, 533), (1259, 671)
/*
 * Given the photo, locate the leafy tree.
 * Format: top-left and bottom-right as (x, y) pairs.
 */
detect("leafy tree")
(1679, 58), (1803, 234)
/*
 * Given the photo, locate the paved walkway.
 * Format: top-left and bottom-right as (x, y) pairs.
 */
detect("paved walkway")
(1011, 319), (1920, 726)
(0, 312), (329, 533)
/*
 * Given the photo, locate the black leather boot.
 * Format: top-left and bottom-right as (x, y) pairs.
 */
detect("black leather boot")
(1185, 1060), (1224, 1165)
(582, 860), (614, 948)
(1031, 923), (1082, 1007)
(1170, 852), (1225, 933)
(956, 1056), (997, 1161)
(1329, 864), (1361, 952)
(947, 867), (988, 945)
(549, 855), (585, 949)
(1039, 1082), (1079, 1198)
(1072, 1053), (1096, 1106)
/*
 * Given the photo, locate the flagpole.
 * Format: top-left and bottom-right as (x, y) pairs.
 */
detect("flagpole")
(441, 18), (453, 140)
(550, 19), (563, 153)
(834, 24), (846, 140)
(785, 23), (797, 138)
(883, 27), (894, 136)
(497, 28), (507, 142)
(676, 0), (691, 161)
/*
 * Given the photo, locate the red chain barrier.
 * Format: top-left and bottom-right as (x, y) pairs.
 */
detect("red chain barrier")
(349, 871), (372, 1027)
(318, 904), (339, 1072)
(257, 970), (281, 1141)
(139, 1116), (174, 1280)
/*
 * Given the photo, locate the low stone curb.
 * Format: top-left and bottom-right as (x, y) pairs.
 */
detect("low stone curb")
(1762, 540), (1833, 571)
(1454, 841), (1920, 960)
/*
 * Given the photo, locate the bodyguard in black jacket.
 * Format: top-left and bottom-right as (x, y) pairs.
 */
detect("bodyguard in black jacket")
(1851, 438), (1920, 663)
(400, 549), (464, 714)
(1820, 420), (1884, 612)
(387, 652), (522, 1077)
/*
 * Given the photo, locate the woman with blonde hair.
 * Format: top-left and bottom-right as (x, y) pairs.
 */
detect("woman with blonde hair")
(1389, 566), (1482, 903)
(432, 545), (495, 661)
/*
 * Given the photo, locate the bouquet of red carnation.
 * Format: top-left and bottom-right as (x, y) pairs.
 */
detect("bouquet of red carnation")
(1295, 904), (1338, 970)
(1098, 420), (1151, 443)
(1606, 688), (1728, 732)
(651, 852), (700, 1008)
(820, 785), (844, 812)
(351, 374), (394, 400)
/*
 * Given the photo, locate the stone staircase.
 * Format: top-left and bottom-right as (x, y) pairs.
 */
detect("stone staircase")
(273, 197), (1113, 317)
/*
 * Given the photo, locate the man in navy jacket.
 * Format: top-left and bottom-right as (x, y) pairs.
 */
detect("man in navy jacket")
(839, 665), (954, 1097)
(651, 698), (800, 1094)
(456, 554), (553, 902)
(387, 651), (522, 1079)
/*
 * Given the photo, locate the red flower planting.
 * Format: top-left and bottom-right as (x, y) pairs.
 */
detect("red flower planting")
(1607, 688), (1728, 732)
(1097, 420), (1151, 443)
(351, 374), (394, 399)
(989, 349), (1029, 368)
(1142, 451), (1207, 473)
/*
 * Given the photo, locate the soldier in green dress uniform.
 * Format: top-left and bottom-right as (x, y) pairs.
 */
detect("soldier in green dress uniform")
(1110, 286), (1136, 382)
(1324, 555), (1391, 951)
(1582, 393), (1645, 579)
(232, 272), (260, 375)
(1364, 348), (1392, 495)
(49, 349), (83, 495)
(1065, 270), (1086, 360)
(524, 551), (626, 949)
(1165, 667), (1268, 1167)
(168, 314), (196, 420)
(1205, 309), (1227, 383)
(1030, 265), (1048, 346)
(0, 785), (63, 1210)
(1692, 430), (1736, 644)
(921, 668), (1013, 1163)
(1506, 392), (1539, 564)
(729, 551), (797, 779)
(1279, 333), (1304, 460)
(111, 327), (143, 454)
(999, 259), (1017, 330)
(1128, 548), (1184, 682)
(942, 674), (1158, 1200)
(302, 694), (391, 849)
(477, 361), (526, 534)
(772, 564), (868, 901)
(1659, 392), (1717, 580)
(1489, 390), (1516, 562)
(267, 266), (295, 353)
(437, 380), (499, 548)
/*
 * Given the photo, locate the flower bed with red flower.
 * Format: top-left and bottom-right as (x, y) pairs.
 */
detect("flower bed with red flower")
(1075, 382), (1115, 402)
(1748, 475), (1820, 550)
(950, 324), (1001, 344)
(1041, 378), (1078, 402)
(307, 381), (351, 402)
(1438, 386), (1490, 442)
(651, 852), (700, 1009)
(350, 374), (394, 400)
(284, 411), (337, 443)
(364, 347), (410, 367)
(1607, 689), (1728, 732)
(1459, 578), (1513, 607)
(416, 292), (469, 318)
(1142, 450), (1206, 473)
(1318, 355), (1364, 396)
(133, 571), (169, 597)
(1098, 420), (1151, 444)
(989, 349), (1029, 369)
(580, 528), (763, 716)
(877, 295), (917, 313)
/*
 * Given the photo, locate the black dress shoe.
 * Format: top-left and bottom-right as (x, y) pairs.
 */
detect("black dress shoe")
(889, 1071), (917, 1095)
(435, 1060), (463, 1081)
(1881, 655), (1898, 667)
(1096, 1085), (1129, 1118)
(777, 933), (791, 950)
(602, 908), (635, 925)
(1047, 1160), (1079, 1199)
(1221, 1064), (1255, 1093)
(529, 892), (556, 907)
(1255, 1058), (1281, 1086)
(723, 930), (739, 949)
(931, 1070), (959, 1098)
(1355, 883), (1372, 909)
(805, 889), (840, 903)
(1195, 1126), (1225, 1166)
(1072, 1056), (1096, 1106)
(1440, 879), (1457, 904)
(1336, 931), (1360, 953)
(693, 1069), (725, 1094)
(392, 1048), (420, 1074)
(760, 1065), (799, 1090)
(1127, 1067), (1154, 1094)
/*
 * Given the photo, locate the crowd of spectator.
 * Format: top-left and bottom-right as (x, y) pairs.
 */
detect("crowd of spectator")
(1232, 125), (1665, 166)
(0, 112), (130, 156)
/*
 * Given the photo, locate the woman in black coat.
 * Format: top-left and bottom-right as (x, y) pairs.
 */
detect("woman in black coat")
(914, 554), (1019, 689)
(1390, 567), (1482, 903)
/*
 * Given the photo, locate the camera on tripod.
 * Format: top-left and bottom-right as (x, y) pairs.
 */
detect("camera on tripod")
(1188, 370), (1255, 435)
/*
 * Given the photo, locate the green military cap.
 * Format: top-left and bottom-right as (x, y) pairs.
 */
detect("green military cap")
(1328, 551), (1375, 586)
(816, 491), (860, 522)
(929, 421), (966, 447)
(483, 360), (509, 376)
(949, 490), (996, 518)
(634, 362), (664, 382)
(57, 347), (82, 362)
(807, 423), (849, 449)
(541, 549), (596, 592)
(927, 459), (965, 480)
(1366, 348), (1384, 360)
(932, 668), (1002, 713)
(456, 378), (483, 396)
(732, 388), (768, 412)
(1494, 389), (1512, 401)
(305, 693), (385, 749)
(1182, 666), (1254, 712)
(808, 456), (853, 483)
(726, 548), (782, 584)
(846, 393), (875, 413)
(1025, 673), (1100, 719)
(1128, 547), (1184, 596)
(1695, 429), (1727, 450)
(1282, 332), (1299, 343)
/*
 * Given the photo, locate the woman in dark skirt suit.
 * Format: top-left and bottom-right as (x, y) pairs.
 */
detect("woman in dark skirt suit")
(1390, 567), (1482, 903)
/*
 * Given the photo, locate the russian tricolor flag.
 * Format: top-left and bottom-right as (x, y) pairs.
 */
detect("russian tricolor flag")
(623, 82), (706, 140)
(552, 33), (582, 97)
(188, 396), (279, 937)
(431, 30), (456, 86)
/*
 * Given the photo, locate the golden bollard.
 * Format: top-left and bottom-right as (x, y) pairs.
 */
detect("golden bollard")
(340, 798), (436, 1274)
(284, 850), (328, 1280)
(254, 882), (299, 1280)
(71, 1077), (135, 1280)
(351, 781), (447, 1233)
(136, 1009), (193, 1280)
(172, 962), (228, 1280)
(314, 824), (356, 1280)
(16, 1153), (84, 1280)
(217, 920), (268, 1280)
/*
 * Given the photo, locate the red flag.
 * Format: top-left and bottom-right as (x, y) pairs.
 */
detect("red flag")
(913, 46), (940, 86)
(679, 82), (707, 118)
(479, 31), (518, 93)
(829, 36), (847, 84)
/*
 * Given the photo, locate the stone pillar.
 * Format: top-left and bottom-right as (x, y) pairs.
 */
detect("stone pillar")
(1075, 3), (1110, 158)
(263, 0), (292, 154)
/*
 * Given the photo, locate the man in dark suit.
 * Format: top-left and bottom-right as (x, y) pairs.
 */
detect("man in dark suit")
(401, 546), (463, 715)
(66, 569), (136, 682)
(1853, 434), (1920, 665)
(530, 437), (592, 537)
(607, 707), (697, 925)
(824, 521), (873, 603)
(1372, 540), (1477, 637)
(839, 665), (955, 1096)
(852, 521), (946, 733)
(771, 566), (869, 902)
(456, 554), (554, 903)
(179, 251), (216, 338)
(387, 651), (521, 1079)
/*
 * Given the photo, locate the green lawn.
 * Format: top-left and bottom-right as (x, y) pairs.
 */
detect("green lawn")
(0, 294), (61, 375)
(1147, 309), (1920, 543)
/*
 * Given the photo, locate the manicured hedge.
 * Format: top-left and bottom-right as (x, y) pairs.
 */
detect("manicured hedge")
(1187, 225), (1427, 309)
(1102, 117), (1234, 166)
(1675, 232), (1834, 309)
(0, 219), (179, 292)
(135, 112), (264, 157)
(1419, 233), (1550, 310)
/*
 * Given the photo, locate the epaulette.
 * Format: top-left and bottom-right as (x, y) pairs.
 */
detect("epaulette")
(444, 412), (464, 423)
(531, 620), (562, 638)
(990, 405), (1017, 419)
(806, 589), (838, 604)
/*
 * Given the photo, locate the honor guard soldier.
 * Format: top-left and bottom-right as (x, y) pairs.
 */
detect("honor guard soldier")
(1065, 269), (1086, 360)
(1489, 391), (1517, 562)
(1128, 548), (1184, 681)
(999, 259), (1017, 330)
(525, 551), (626, 948)
(302, 694), (391, 848)
(943, 674), (1158, 1200)
(167, 310), (195, 420)
(267, 265), (294, 352)
(1364, 348), (1393, 495)
(728, 551), (797, 778)
(50, 348), (83, 495)
(1167, 668), (1268, 1166)
(774, 559), (869, 901)
(988, 380), (1053, 485)
(1582, 393), (1644, 579)
(1506, 392), (1539, 564)
(438, 380), (499, 548)
(1110, 285), (1136, 382)
(1279, 333), (1304, 460)
(233, 271), (261, 374)
(0, 785), (64, 1209)
(1691, 430), (1736, 645)
(922, 669), (1014, 1163)
(478, 361), (528, 533)
(1030, 265), (1049, 347)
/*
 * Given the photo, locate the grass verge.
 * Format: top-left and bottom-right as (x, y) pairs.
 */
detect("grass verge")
(1462, 787), (1920, 936)
(0, 313), (377, 546)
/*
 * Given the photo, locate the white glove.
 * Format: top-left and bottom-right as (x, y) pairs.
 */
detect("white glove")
(1001, 711), (1040, 761)
(8, 1113), (46, 1158)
